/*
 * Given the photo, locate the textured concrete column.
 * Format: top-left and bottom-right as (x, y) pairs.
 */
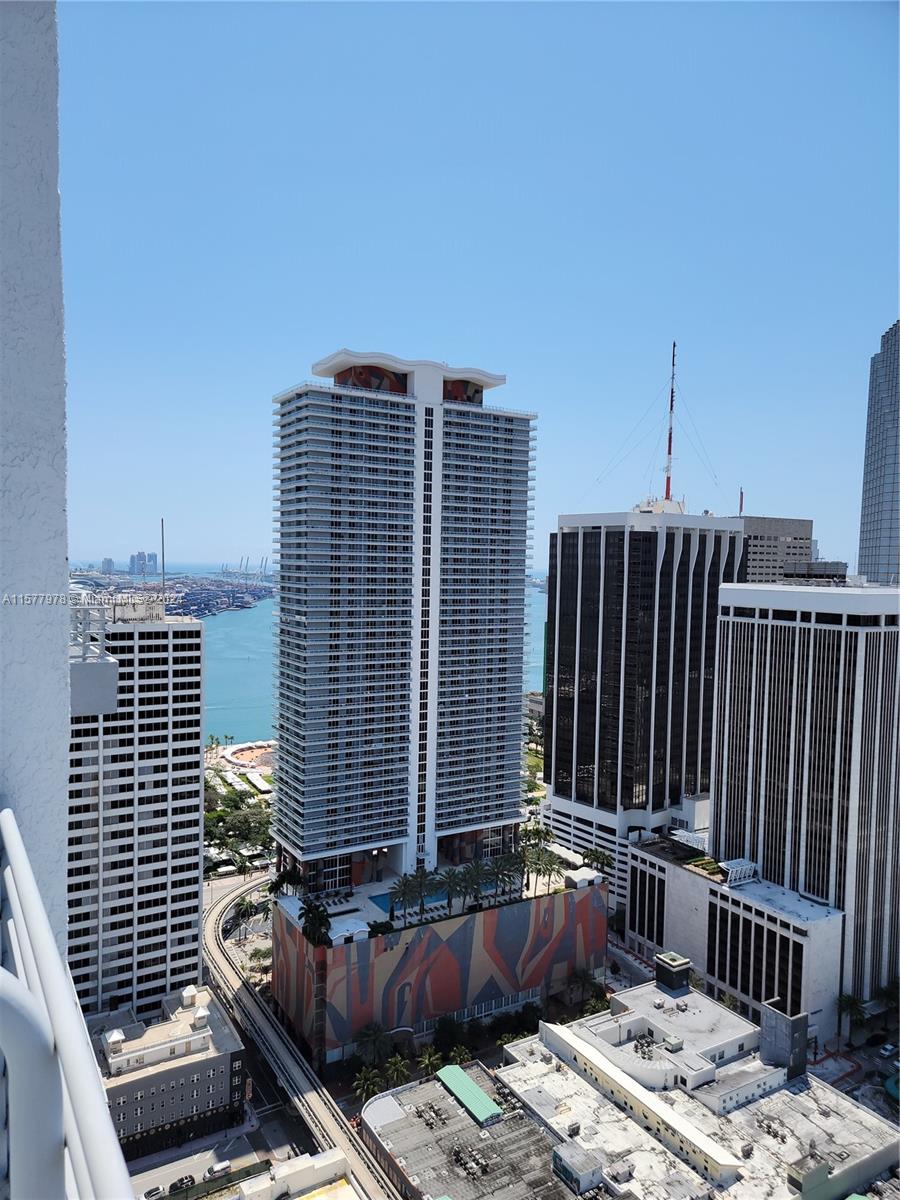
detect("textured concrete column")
(0, 2), (70, 949)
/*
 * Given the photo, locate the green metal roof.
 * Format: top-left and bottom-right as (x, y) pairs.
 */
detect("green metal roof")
(436, 1065), (502, 1126)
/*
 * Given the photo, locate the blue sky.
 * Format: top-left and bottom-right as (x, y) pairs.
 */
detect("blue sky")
(59, 1), (897, 569)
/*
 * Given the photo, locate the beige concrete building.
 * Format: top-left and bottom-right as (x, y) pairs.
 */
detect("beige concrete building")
(88, 984), (245, 1161)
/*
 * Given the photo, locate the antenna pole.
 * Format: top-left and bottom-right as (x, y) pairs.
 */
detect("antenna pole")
(739, 486), (744, 517)
(160, 517), (166, 611)
(665, 341), (676, 502)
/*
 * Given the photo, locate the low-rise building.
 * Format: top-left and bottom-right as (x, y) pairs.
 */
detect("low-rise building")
(624, 837), (844, 1043)
(88, 984), (245, 1160)
(361, 958), (898, 1200)
(238, 1148), (366, 1200)
(497, 957), (898, 1200)
(361, 1060), (571, 1200)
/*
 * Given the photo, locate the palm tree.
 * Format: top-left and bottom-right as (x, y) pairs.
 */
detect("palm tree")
(500, 853), (523, 898)
(838, 993), (866, 1047)
(383, 1054), (411, 1087)
(448, 1044), (469, 1065)
(439, 867), (465, 917)
(357, 1023), (392, 1066)
(484, 858), (506, 905)
(257, 896), (272, 923)
(410, 866), (439, 918)
(568, 967), (595, 1004)
(389, 875), (416, 928)
(537, 849), (565, 895)
(416, 1046), (443, 1076)
(353, 1067), (383, 1103)
(582, 847), (614, 874)
(583, 995), (609, 1016)
(233, 894), (256, 940)
(299, 899), (331, 947)
(463, 860), (487, 908)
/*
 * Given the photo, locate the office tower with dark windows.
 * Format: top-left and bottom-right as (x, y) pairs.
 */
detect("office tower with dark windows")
(711, 583), (899, 1004)
(68, 600), (204, 1018)
(273, 351), (535, 890)
(858, 321), (900, 584)
(543, 500), (743, 904)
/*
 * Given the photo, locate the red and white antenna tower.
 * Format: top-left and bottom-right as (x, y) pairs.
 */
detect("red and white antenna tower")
(664, 341), (676, 502)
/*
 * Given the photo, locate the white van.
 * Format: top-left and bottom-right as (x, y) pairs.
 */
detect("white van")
(203, 1162), (231, 1181)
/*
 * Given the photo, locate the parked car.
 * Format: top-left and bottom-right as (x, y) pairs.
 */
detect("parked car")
(143, 1189), (165, 1200)
(203, 1162), (231, 1181)
(878, 1043), (896, 1058)
(168, 1177), (195, 1194)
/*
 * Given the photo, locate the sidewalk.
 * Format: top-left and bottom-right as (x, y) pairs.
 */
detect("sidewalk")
(126, 1105), (260, 1177)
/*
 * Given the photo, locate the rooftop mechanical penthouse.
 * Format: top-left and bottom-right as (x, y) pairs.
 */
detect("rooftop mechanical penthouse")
(273, 351), (536, 889)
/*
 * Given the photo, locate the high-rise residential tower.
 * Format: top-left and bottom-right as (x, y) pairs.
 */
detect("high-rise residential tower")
(273, 351), (535, 888)
(858, 321), (899, 584)
(711, 583), (899, 1003)
(543, 500), (743, 903)
(68, 600), (204, 1017)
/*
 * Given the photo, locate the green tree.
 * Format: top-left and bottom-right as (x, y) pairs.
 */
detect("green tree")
(356, 1023), (392, 1066)
(718, 990), (741, 1012)
(433, 1015), (463, 1058)
(416, 1047), (443, 1075)
(383, 1054), (411, 1087)
(232, 894), (256, 940)
(439, 867), (465, 917)
(537, 849), (565, 894)
(353, 1067), (383, 1103)
(582, 995), (610, 1016)
(389, 875), (416, 928)
(410, 866), (439, 918)
(448, 1044), (470, 1065)
(568, 967), (595, 1004)
(582, 848), (614, 874)
(485, 857), (517, 905)
(223, 807), (272, 848)
(299, 900), (331, 947)
(462, 860), (487, 907)
(838, 993), (866, 1046)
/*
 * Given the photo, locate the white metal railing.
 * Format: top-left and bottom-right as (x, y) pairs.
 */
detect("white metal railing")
(69, 604), (109, 661)
(0, 807), (132, 1199)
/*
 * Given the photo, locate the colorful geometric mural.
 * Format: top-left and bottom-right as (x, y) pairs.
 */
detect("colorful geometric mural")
(272, 885), (608, 1061)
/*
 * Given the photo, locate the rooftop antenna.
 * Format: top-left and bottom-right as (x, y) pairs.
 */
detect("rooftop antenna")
(664, 341), (676, 502)
(160, 517), (166, 611)
(739, 486), (744, 516)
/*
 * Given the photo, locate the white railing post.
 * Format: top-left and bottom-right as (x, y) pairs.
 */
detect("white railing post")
(0, 967), (65, 1200)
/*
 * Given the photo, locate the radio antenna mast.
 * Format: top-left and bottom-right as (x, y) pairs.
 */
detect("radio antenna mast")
(664, 341), (676, 502)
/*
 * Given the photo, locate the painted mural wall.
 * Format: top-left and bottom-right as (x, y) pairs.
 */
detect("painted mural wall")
(272, 884), (608, 1059)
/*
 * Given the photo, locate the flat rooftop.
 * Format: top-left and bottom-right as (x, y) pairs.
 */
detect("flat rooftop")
(600, 978), (758, 1058)
(88, 985), (241, 1080)
(634, 839), (843, 924)
(499, 1030), (899, 1200)
(363, 1063), (569, 1200)
(720, 581), (900, 614)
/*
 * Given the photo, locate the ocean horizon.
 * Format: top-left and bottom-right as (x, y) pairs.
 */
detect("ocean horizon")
(201, 589), (547, 742)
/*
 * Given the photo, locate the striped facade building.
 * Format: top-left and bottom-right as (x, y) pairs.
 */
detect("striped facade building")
(711, 583), (900, 1003)
(273, 351), (535, 889)
(544, 501), (743, 904)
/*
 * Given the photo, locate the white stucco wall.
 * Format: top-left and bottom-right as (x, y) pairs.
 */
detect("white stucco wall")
(0, 2), (70, 946)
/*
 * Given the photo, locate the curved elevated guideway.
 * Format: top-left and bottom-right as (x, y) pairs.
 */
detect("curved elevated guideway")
(202, 878), (398, 1200)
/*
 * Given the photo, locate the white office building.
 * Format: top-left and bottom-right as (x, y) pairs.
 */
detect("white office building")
(68, 600), (205, 1017)
(711, 583), (899, 1005)
(624, 837), (844, 1042)
(273, 351), (535, 888)
(543, 501), (743, 904)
